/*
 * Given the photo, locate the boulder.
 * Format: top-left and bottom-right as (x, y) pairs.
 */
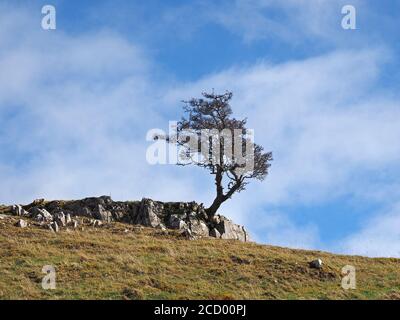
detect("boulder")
(15, 219), (27, 228)
(309, 259), (323, 269)
(189, 218), (209, 238)
(66, 213), (72, 225)
(168, 214), (187, 230)
(135, 198), (164, 228)
(94, 204), (112, 222)
(30, 207), (53, 222)
(54, 212), (66, 227)
(216, 216), (249, 242)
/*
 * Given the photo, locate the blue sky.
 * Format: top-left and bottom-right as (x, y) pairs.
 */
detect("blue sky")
(1, 1), (400, 257)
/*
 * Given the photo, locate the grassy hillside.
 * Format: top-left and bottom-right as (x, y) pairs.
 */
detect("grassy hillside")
(0, 213), (399, 300)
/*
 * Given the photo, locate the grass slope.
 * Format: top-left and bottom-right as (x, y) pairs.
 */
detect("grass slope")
(0, 214), (399, 300)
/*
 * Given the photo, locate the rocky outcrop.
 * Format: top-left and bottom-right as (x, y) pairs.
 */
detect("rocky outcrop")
(10, 196), (250, 241)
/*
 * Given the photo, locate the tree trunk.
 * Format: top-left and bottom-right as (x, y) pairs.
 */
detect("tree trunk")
(206, 179), (241, 220)
(206, 166), (242, 220)
(205, 196), (224, 219)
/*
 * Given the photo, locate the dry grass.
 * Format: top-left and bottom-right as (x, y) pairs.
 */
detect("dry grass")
(0, 215), (399, 300)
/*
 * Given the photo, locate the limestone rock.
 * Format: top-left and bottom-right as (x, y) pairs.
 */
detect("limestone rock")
(66, 213), (72, 225)
(12, 205), (29, 217)
(168, 214), (187, 230)
(189, 218), (209, 238)
(135, 198), (163, 228)
(18, 196), (250, 242)
(55, 212), (66, 227)
(15, 219), (27, 228)
(94, 204), (112, 222)
(30, 207), (53, 222)
(215, 216), (249, 242)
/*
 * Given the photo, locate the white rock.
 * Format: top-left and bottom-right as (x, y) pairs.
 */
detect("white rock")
(16, 219), (27, 228)
(73, 220), (79, 229)
(189, 219), (209, 238)
(66, 213), (72, 225)
(31, 208), (53, 222)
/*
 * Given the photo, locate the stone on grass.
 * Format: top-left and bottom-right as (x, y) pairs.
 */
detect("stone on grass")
(309, 259), (323, 269)
(16, 219), (28, 228)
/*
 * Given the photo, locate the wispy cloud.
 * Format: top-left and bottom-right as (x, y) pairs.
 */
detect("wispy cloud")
(341, 203), (400, 257)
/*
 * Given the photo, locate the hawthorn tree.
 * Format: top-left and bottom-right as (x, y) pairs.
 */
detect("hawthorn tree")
(169, 91), (272, 219)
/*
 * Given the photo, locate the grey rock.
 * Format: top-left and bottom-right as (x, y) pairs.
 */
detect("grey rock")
(30, 207), (53, 222)
(94, 204), (112, 222)
(55, 212), (66, 227)
(168, 214), (187, 230)
(135, 198), (163, 228)
(189, 218), (209, 238)
(217, 216), (249, 242)
(309, 259), (323, 269)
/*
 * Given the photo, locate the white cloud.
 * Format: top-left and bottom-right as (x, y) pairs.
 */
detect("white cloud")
(0, 6), (200, 204)
(201, 0), (363, 43)
(341, 204), (400, 258)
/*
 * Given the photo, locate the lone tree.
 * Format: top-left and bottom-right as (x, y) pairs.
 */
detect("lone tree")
(168, 91), (272, 219)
